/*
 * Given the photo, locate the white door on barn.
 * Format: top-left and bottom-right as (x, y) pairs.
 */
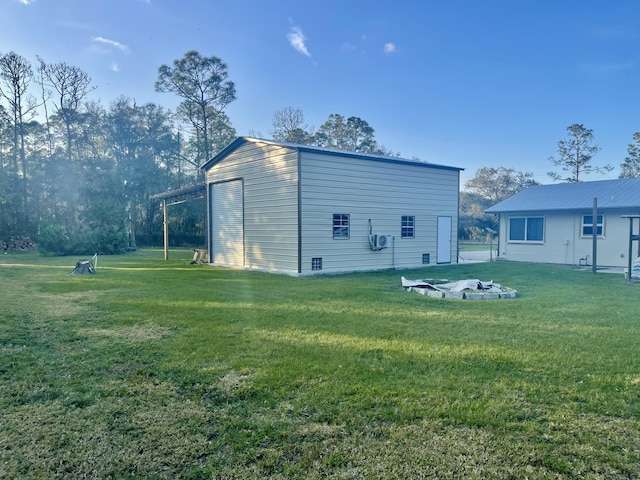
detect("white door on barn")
(437, 216), (452, 264)
(211, 180), (244, 267)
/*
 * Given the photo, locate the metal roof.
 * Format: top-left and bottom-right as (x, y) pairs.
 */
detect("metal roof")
(200, 137), (464, 172)
(150, 183), (205, 205)
(486, 178), (640, 214)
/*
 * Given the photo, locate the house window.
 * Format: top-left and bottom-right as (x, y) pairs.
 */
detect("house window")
(581, 215), (604, 237)
(401, 216), (415, 238)
(311, 257), (322, 271)
(422, 253), (430, 264)
(508, 217), (544, 242)
(333, 214), (350, 239)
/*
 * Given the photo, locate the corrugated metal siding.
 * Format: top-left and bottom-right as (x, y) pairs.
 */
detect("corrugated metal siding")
(299, 152), (459, 274)
(205, 142), (299, 273)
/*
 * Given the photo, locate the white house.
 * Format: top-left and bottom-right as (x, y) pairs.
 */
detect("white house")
(200, 137), (463, 275)
(485, 178), (640, 267)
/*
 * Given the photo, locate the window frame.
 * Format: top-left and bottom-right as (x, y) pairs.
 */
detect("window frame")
(332, 214), (350, 239)
(508, 216), (545, 243)
(401, 215), (415, 239)
(581, 214), (604, 238)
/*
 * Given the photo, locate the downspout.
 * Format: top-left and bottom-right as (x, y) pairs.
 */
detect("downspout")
(206, 182), (213, 264)
(392, 236), (396, 270)
(456, 171), (461, 264)
(497, 214), (500, 258)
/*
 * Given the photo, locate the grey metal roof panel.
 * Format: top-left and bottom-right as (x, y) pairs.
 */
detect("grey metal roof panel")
(201, 137), (464, 172)
(486, 178), (640, 213)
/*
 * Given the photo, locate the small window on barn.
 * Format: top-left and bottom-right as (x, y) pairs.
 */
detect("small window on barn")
(508, 217), (544, 242)
(401, 216), (415, 238)
(333, 214), (350, 239)
(581, 214), (604, 237)
(311, 257), (322, 271)
(422, 253), (430, 264)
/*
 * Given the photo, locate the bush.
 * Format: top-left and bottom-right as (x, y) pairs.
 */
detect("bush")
(38, 223), (128, 256)
(38, 224), (75, 256)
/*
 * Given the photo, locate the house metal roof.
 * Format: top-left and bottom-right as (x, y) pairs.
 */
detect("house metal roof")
(486, 178), (640, 214)
(201, 137), (464, 172)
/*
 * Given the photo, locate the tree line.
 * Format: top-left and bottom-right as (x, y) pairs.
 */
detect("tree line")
(460, 123), (640, 241)
(0, 50), (240, 254)
(2, 48), (639, 252)
(0, 50), (396, 255)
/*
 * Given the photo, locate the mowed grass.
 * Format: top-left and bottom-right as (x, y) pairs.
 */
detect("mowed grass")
(459, 241), (493, 252)
(1, 249), (639, 479)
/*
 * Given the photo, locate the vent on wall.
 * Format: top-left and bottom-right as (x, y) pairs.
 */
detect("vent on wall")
(312, 257), (322, 271)
(422, 253), (430, 264)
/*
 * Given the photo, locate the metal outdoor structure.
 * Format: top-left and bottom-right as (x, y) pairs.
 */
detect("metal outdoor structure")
(622, 215), (640, 282)
(150, 183), (206, 260)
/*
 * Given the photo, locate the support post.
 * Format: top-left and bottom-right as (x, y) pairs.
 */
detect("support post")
(163, 199), (169, 261)
(489, 235), (493, 262)
(628, 217), (633, 281)
(592, 197), (597, 274)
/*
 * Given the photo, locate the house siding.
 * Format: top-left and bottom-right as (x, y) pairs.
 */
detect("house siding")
(498, 209), (633, 267)
(205, 141), (299, 273)
(299, 151), (459, 274)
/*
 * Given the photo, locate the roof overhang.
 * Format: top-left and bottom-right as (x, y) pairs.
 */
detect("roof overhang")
(150, 183), (206, 206)
(200, 136), (464, 173)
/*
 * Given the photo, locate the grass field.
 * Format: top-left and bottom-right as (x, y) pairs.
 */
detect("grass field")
(459, 242), (496, 252)
(1, 249), (639, 479)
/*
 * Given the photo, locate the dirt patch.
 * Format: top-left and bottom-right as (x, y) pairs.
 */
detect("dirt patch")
(77, 324), (172, 342)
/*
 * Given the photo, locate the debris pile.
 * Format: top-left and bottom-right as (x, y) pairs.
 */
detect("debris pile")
(1, 236), (37, 252)
(402, 276), (517, 300)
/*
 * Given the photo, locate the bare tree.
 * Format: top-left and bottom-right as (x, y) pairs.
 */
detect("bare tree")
(38, 58), (95, 160)
(272, 106), (310, 142)
(0, 51), (38, 177)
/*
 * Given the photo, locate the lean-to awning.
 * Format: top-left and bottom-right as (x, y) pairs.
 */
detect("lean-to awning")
(150, 183), (206, 260)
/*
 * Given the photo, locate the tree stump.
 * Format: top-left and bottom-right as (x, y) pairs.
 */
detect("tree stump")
(70, 260), (95, 275)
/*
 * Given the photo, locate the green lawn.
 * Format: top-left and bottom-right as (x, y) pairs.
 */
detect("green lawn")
(459, 241), (494, 252)
(1, 249), (639, 479)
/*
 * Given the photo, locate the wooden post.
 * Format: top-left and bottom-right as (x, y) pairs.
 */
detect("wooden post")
(163, 199), (169, 261)
(592, 197), (597, 274)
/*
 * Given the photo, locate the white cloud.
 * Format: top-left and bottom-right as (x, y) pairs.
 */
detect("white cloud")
(92, 36), (129, 53)
(111, 62), (120, 72)
(383, 42), (396, 54)
(16, 0), (36, 4)
(287, 26), (311, 57)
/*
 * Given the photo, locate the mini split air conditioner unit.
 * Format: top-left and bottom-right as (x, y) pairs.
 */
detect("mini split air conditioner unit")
(369, 234), (392, 250)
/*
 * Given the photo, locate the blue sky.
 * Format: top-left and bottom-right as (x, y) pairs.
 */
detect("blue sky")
(2, 0), (640, 184)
